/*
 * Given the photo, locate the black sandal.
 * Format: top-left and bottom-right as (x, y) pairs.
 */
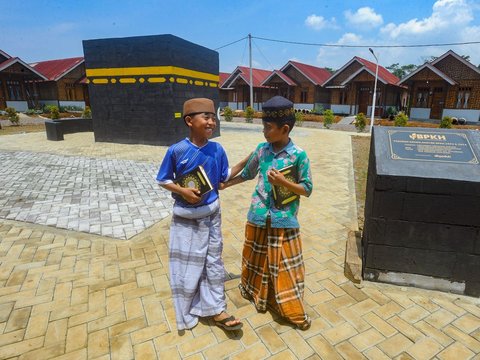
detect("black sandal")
(213, 313), (243, 331)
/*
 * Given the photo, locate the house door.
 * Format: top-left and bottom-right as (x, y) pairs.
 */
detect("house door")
(358, 86), (370, 114)
(430, 87), (444, 119)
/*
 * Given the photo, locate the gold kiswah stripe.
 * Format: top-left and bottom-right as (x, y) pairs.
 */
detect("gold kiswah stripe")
(86, 65), (219, 82)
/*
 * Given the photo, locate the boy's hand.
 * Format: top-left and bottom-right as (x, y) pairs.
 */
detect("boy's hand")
(267, 168), (286, 186)
(219, 182), (227, 190)
(181, 187), (202, 204)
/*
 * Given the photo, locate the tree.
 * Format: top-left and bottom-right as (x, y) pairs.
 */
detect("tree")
(386, 63), (417, 79)
(324, 67), (336, 74)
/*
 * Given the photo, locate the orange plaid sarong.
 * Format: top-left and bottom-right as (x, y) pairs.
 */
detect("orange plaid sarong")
(241, 221), (309, 327)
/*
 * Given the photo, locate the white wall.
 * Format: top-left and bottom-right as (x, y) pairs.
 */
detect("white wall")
(294, 103), (313, 110)
(59, 101), (85, 109)
(5, 101), (28, 112)
(442, 109), (480, 122)
(410, 108), (431, 120)
(331, 104), (351, 114)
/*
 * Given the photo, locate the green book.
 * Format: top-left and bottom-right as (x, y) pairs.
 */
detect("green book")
(272, 164), (299, 208)
(175, 165), (213, 196)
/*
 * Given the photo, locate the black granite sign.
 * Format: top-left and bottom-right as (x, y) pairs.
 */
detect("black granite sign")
(362, 126), (480, 297)
(388, 129), (478, 164)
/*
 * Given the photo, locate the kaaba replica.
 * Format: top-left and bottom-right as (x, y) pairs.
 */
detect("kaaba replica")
(82, 34), (220, 145)
(362, 127), (480, 296)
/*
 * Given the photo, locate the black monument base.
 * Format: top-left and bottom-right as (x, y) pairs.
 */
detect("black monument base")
(45, 118), (93, 141)
(362, 127), (480, 297)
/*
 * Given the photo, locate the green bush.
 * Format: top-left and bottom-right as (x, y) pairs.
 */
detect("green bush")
(5, 107), (19, 125)
(50, 106), (60, 120)
(323, 109), (334, 129)
(25, 109), (36, 115)
(82, 106), (92, 119)
(355, 113), (367, 132)
(223, 106), (233, 122)
(394, 112), (408, 127)
(312, 104), (324, 115)
(245, 106), (254, 123)
(439, 116), (452, 128)
(386, 106), (397, 120)
(295, 111), (304, 127)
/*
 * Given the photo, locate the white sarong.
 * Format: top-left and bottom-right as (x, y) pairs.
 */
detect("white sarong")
(168, 201), (226, 330)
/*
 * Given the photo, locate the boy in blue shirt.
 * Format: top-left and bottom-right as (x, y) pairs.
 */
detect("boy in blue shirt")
(157, 98), (247, 331)
(221, 96), (313, 330)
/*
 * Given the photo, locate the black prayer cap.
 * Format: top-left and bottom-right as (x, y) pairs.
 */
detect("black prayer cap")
(262, 96), (295, 123)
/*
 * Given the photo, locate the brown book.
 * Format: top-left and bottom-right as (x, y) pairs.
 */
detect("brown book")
(175, 165), (213, 196)
(272, 164), (299, 208)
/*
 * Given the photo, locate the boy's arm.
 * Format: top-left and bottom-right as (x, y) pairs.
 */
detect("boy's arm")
(219, 175), (247, 190)
(161, 183), (201, 204)
(229, 152), (253, 178)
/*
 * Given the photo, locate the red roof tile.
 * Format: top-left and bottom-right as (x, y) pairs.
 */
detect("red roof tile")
(283, 61), (332, 85)
(261, 70), (297, 86)
(355, 57), (399, 85)
(236, 66), (273, 87)
(219, 72), (230, 87)
(30, 57), (84, 81)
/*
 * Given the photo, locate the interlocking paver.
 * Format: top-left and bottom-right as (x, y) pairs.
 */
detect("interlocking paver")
(0, 123), (479, 359)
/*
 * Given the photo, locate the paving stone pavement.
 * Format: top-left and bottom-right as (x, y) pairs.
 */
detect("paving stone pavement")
(0, 151), (173, 240)
(0, 122), (479, 359)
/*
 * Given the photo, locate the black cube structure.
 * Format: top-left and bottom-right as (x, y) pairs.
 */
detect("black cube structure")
(82, 34), (220, 145)
(362, 127), (480, 296)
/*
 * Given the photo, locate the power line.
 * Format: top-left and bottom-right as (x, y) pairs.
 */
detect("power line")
(214, 36), (248, 51)
(252, 36), (480, 48)
(252, 38), (274, 70)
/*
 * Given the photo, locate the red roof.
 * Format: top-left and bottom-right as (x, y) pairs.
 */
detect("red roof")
(283, 61), (332, 85)
(0, 57), (20, 71)
(262, 70), (297, 86)
(355, 57), (399, 85)
(236, 66), (272, 87)
(30, 57), (84, 81)
(219, 72), (230, 87)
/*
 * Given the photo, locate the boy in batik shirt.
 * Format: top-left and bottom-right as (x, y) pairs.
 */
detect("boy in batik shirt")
(221, 96), (313, 330)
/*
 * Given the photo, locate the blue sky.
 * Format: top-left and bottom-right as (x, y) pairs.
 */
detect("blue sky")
(2, 0), (480, 73)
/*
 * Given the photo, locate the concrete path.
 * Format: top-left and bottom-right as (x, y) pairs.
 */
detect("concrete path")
(0, 122), (479, 359)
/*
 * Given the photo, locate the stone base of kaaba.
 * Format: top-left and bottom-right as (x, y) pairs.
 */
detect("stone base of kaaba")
(362, 127), (480, 297)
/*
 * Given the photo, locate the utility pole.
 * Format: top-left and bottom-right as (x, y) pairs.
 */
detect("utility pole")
(248, 33), (254, 109)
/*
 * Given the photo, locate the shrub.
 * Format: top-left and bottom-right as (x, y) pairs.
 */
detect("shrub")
(323, 109), (334, 129)
(50, 106), (60, 120)
(25, 108), (36, 115)
(82, 106), (92, 119)
(245, 106), (254, 123)
(5, 107), (19, 125)
(312, 104), (324, 115)
(295, 111), (304, 127)
(394, 111), (408, 127)
(355, 112), (367, 132)
(223, 106), (233, 122)
(386, 106), (397, 120)
(439, 116), (452, 128)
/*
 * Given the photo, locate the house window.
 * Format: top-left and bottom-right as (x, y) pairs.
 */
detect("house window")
(457, 87), (472, 109)
(300, 89), (308, 103)
(416, 87), (429, 108)
(233, 91), (237, 102)
(375, 91), (382, 106)
(7, 80), (22, 101)
(340, 91), (348, 104)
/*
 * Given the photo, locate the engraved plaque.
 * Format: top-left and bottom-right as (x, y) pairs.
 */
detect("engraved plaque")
(388, 129), (479, 164)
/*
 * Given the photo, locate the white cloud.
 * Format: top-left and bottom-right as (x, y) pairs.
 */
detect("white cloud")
(381, 0), (473, 38)
(305, 14), (337, 30)
(345, 7), (383, 28)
